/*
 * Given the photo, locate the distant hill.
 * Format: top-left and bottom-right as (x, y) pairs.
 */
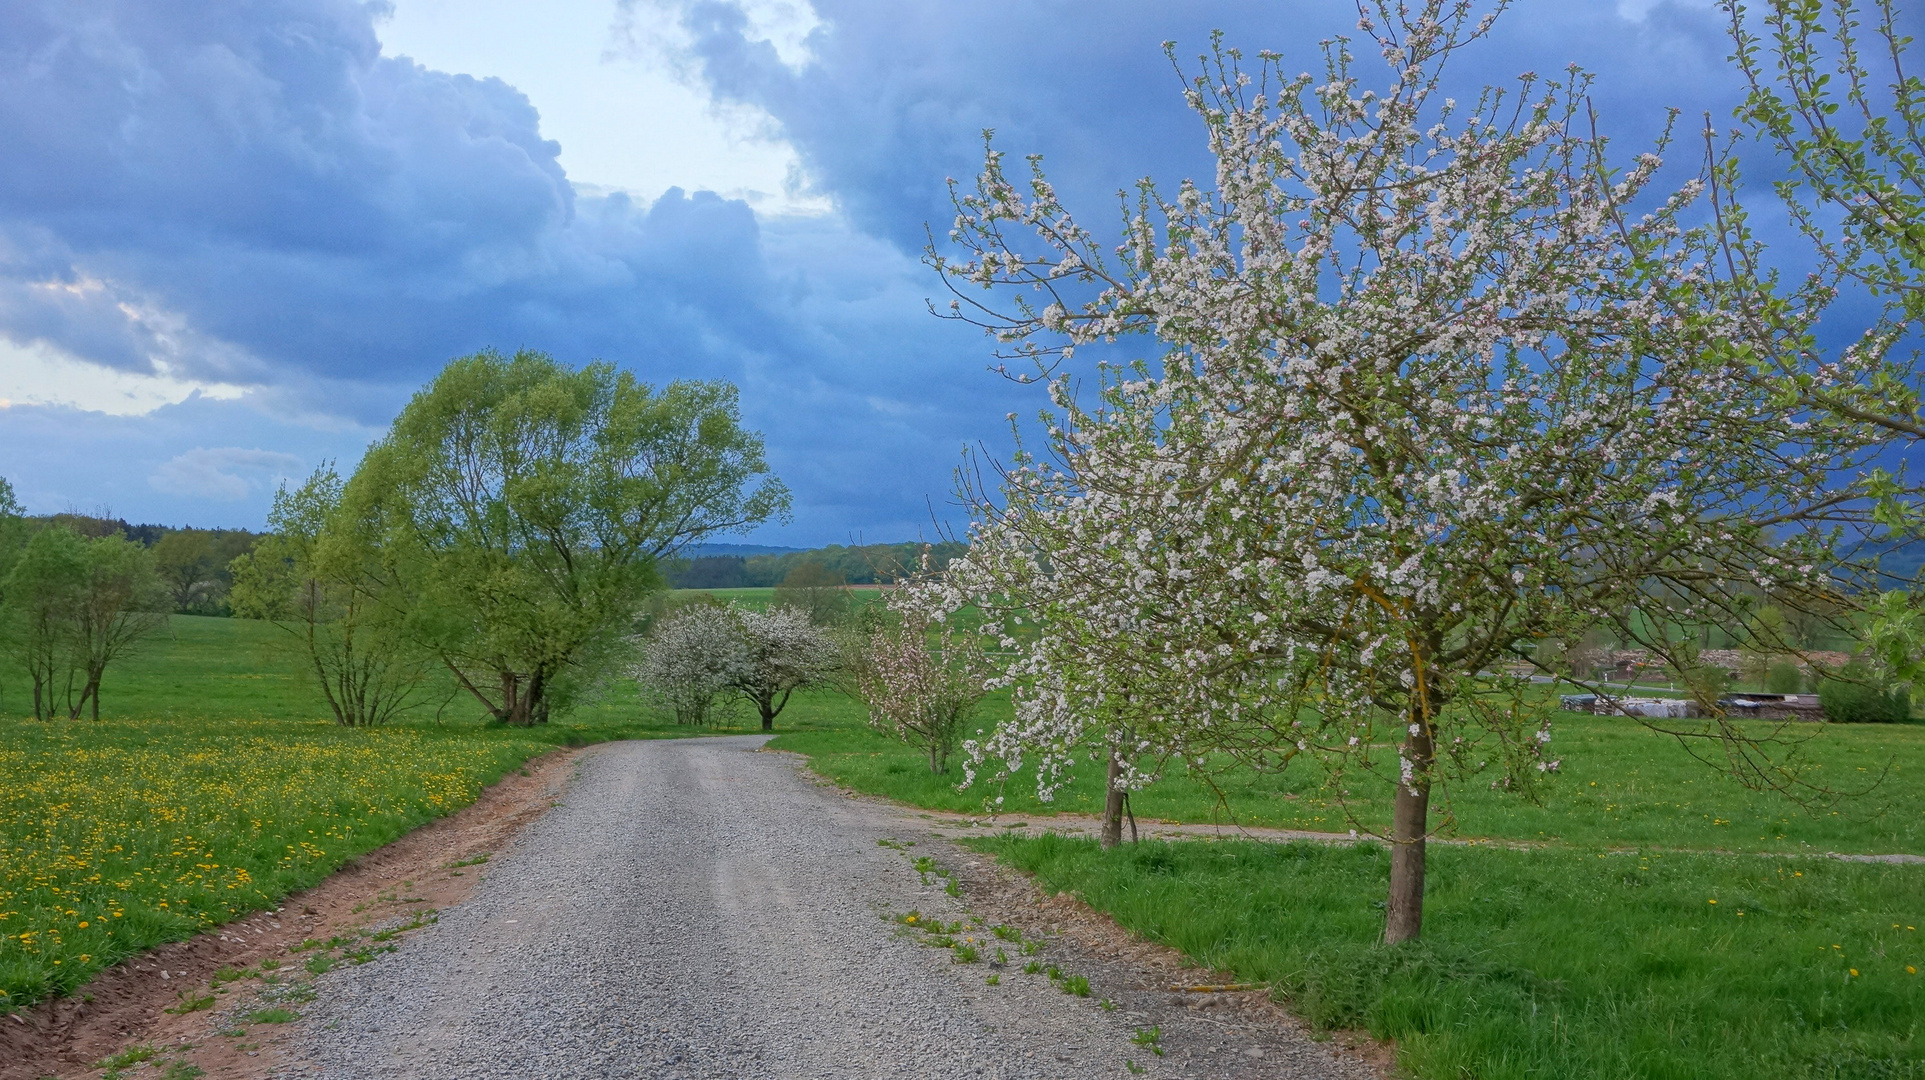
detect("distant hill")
(678, 542), (804, 558)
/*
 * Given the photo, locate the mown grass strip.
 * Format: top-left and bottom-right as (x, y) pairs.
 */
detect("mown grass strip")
(975, 834), (1925, 1080)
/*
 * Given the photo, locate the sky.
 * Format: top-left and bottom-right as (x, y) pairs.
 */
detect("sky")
(0, 0), (1752, 544)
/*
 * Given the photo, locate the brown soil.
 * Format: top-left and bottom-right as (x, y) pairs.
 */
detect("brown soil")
(1, 747), (585, 1080)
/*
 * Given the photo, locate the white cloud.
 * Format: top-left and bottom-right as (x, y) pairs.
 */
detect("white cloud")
(149, 448), (304, 502)
(0, 337), (247, 416)
(377, 0), (829, 213)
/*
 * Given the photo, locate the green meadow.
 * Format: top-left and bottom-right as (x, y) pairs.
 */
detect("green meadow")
(3, 606), (1921, 1078)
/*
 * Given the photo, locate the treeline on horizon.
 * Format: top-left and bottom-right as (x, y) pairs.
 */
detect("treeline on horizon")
(23, 512), (962, 612)
(666, 541), (968, 589)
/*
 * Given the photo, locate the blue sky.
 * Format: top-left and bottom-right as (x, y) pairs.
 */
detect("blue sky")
(0, 0), (1744, 544)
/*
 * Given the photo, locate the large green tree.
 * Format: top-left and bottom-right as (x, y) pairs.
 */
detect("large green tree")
(350, 350), (789, 726)
(1, 527), (164, 720)
(1, 525), (85, 719)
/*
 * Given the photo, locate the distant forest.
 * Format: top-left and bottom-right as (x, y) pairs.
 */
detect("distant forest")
(665, 541), (967, 589)
(25, 515), (961, 611)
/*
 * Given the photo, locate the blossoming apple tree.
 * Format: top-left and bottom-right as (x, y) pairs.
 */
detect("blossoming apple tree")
(921, 1), (1909, 941)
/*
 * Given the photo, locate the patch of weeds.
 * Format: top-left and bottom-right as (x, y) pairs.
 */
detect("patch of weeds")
(912, 855), (939, 883)
(291, 938), (323, 953)
(1131, 1026), (1164, 1056)
(991, 924), (1022, 942)
(1044, 964), (1063, 980)
(346, 944), (395, 965)
(371, 910), (438, 942)
(944, 878), (962, 898)
(993, 947), (1008, 967)
(163, 993), (216, 1014)
(1019, 939), (1043, 956)
(1125, 1059), (1147, 1074)
(258, 958), (281, 972)
(985, 974), (1001, 986)
(271, 981), (318, 1005)
(305, 954), (336, 975)
(449, 854), (490, 868)
(928, 934), (956, 949)
(98, 1045), (158, 1071)
(877, 837), (914, 851)
(1099, 998), (1118, 1011)
(1023, 961), (1043, 975)
(953, 942), (980, 964)
(209, 966), (249, 988)
(217, 1027), (247, 1038)
(160, 1062), (206, 1080)
(1061, 974), (1091, 997)
(246, 1007), (298, 1024)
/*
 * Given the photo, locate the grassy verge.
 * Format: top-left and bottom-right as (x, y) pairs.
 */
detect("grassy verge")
(976, 834), (1923, 1080)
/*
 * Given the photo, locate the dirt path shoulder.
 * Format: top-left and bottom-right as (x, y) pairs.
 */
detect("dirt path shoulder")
(1, 746), (587, 1080)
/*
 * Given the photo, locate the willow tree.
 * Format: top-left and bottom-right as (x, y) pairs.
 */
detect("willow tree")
(925, 2), (1909, 942)
(349, 350), (790, 726)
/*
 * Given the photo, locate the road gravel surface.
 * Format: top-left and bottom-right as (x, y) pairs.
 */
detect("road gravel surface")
(278, 735), (1377, 1079)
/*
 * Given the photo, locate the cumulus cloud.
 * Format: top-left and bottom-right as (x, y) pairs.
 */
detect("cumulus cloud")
(149, 447), (306, 501)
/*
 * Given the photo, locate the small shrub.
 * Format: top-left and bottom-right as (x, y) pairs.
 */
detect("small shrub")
(99, 1046), (158, 1070)
(1818, 674), (1911, 723)
(1766, 661), (1804, 694)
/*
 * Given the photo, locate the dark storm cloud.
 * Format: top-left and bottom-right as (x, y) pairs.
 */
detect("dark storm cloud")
(0, 0), (1824, 538)
(671, 0), (1741, 252)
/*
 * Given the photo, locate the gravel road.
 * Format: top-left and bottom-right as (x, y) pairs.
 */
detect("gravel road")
(279, 735), (1373, 1079)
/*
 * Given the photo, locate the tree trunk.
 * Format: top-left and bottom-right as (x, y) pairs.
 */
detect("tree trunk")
(1100, 747), (1127, 850)
(1384, 722), (1434, 944)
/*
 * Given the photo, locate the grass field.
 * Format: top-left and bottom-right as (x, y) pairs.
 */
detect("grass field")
(773, 709), (1925, 855)
(769, 691), (1925, 1078)
(6, 607), (1923, 1078)
(981, 835), (1923, 1080)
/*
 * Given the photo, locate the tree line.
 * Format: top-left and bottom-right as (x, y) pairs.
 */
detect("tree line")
(666, 541), (966, 590)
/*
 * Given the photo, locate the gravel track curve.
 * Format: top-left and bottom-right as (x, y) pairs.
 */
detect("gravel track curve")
(278, 735), (1369, 1079)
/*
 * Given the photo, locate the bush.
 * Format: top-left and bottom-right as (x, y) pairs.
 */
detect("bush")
(1766, 661), (1805, 694)
(1817, 674), (1911, 723)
